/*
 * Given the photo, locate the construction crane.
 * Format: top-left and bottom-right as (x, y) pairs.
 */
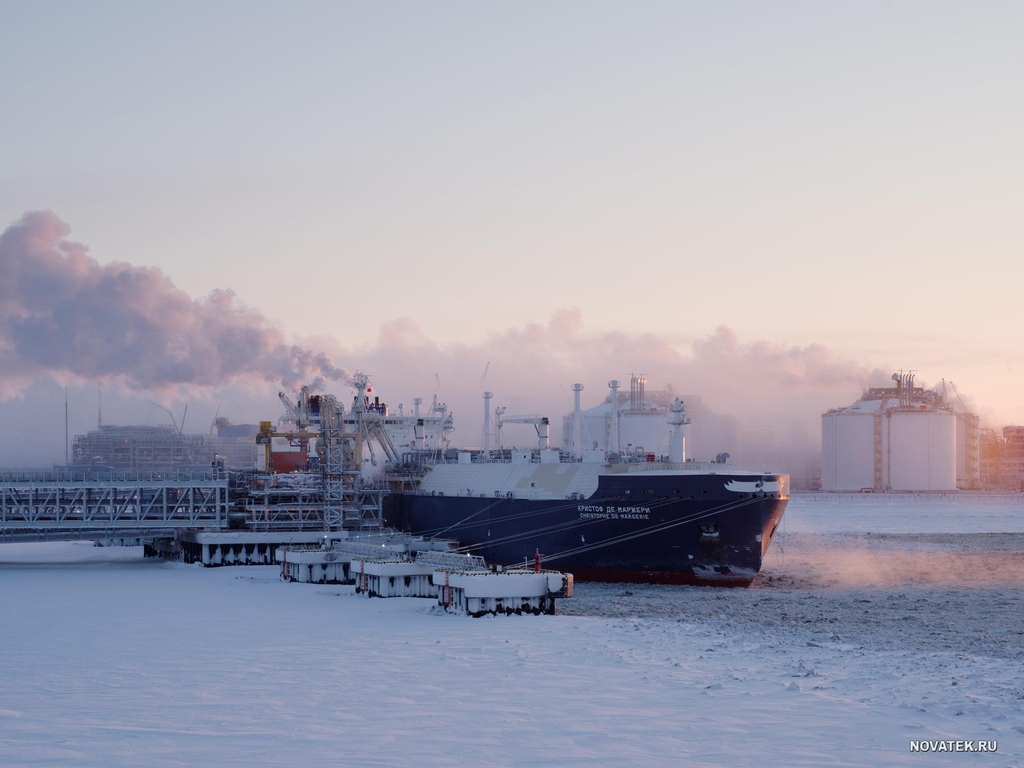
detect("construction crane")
(146, 401), (181, 433)
(948, 381), (973, 414)
(278, 391), (299, 420)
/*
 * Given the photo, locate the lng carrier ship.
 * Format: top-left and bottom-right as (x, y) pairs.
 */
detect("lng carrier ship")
(6, 374), (784, 587)
(373, 377), (789, 586)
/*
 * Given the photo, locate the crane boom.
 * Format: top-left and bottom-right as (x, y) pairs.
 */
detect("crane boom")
(278, 391), (299, 419)
(495, 414), (551, 450)
(948, 381), (971, 414)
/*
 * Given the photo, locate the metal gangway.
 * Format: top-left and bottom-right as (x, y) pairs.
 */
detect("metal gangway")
(0, 468), (231, 542)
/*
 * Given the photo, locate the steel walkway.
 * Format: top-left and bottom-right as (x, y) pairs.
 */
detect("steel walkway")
(0, 468), (229, 542)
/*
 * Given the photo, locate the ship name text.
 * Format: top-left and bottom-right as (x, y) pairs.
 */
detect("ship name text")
(578, 505), (650, 520)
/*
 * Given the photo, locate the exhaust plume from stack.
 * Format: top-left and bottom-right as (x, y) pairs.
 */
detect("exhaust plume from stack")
(0, 211), (347, 398)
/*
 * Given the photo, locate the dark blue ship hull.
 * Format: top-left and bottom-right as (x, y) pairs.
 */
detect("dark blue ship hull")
(387, 472), (788, 586)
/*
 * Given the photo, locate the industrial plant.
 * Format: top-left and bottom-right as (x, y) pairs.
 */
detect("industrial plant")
(0, 371), (796, 587)
(70, 420), (260, 472)
(980, 425), (1024, 490)
(821, 372), (1022, 492)
(0, 374), (575, 614)
(2, 368), (1020, 572)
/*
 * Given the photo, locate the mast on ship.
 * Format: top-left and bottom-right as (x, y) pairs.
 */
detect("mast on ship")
(608, 379), (621, 458)
(481, 391), (493, 462)
(571, 383), (584, 459)
(668, 398), (691, 464)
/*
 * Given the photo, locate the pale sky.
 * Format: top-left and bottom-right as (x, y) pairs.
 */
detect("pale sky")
(2, 1), (1023, 435)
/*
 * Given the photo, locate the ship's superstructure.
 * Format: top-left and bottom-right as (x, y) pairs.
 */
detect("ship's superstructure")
(561, 374), (738, 463)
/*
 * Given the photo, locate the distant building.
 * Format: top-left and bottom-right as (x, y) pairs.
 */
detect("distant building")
(979, 426), (1024, 491)
(821, 373), (962, 492)
(979, 428), (1002, 488)
(1002, 426), (1024, 491)
(71, 421), (259, 471)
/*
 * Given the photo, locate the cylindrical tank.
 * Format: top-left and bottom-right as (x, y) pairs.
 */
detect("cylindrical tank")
(887, 410), (957, 491)
(956, 415), (967, 484)
(564, 411), (672, 455)
(821, 411), (875, 491)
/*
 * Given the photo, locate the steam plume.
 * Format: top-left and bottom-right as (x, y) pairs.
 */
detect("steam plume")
(321, 312), (889, 421)
(0, 211), (347, 397)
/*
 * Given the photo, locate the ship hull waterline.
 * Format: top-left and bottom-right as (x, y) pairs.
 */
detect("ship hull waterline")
(387, 473), (789, 587)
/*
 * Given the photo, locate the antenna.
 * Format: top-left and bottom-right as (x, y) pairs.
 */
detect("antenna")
(479, 361), (490, 390)
(64, 387), (69, 465)
(180, 404), (188, 434)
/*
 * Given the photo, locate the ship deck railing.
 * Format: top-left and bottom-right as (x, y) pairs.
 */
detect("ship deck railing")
(409, 460), (776, 476)
(416, 551), (487, 570)
(607, 461), (777, 474)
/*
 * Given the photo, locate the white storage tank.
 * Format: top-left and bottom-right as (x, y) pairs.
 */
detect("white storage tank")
(821, 409), (876, 491)
(888, 410), (957, 490)
(563, 389), (735, 462)
(821, 374), (959, 492)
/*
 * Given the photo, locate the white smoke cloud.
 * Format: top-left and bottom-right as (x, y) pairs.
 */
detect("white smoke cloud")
(0, 211), (347, 398)
(309, 312), (888, 416)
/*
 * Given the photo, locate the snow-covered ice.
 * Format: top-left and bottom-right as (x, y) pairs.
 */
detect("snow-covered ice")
(785, 493), (1024, 535)
(2, 495), (1023, 766)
